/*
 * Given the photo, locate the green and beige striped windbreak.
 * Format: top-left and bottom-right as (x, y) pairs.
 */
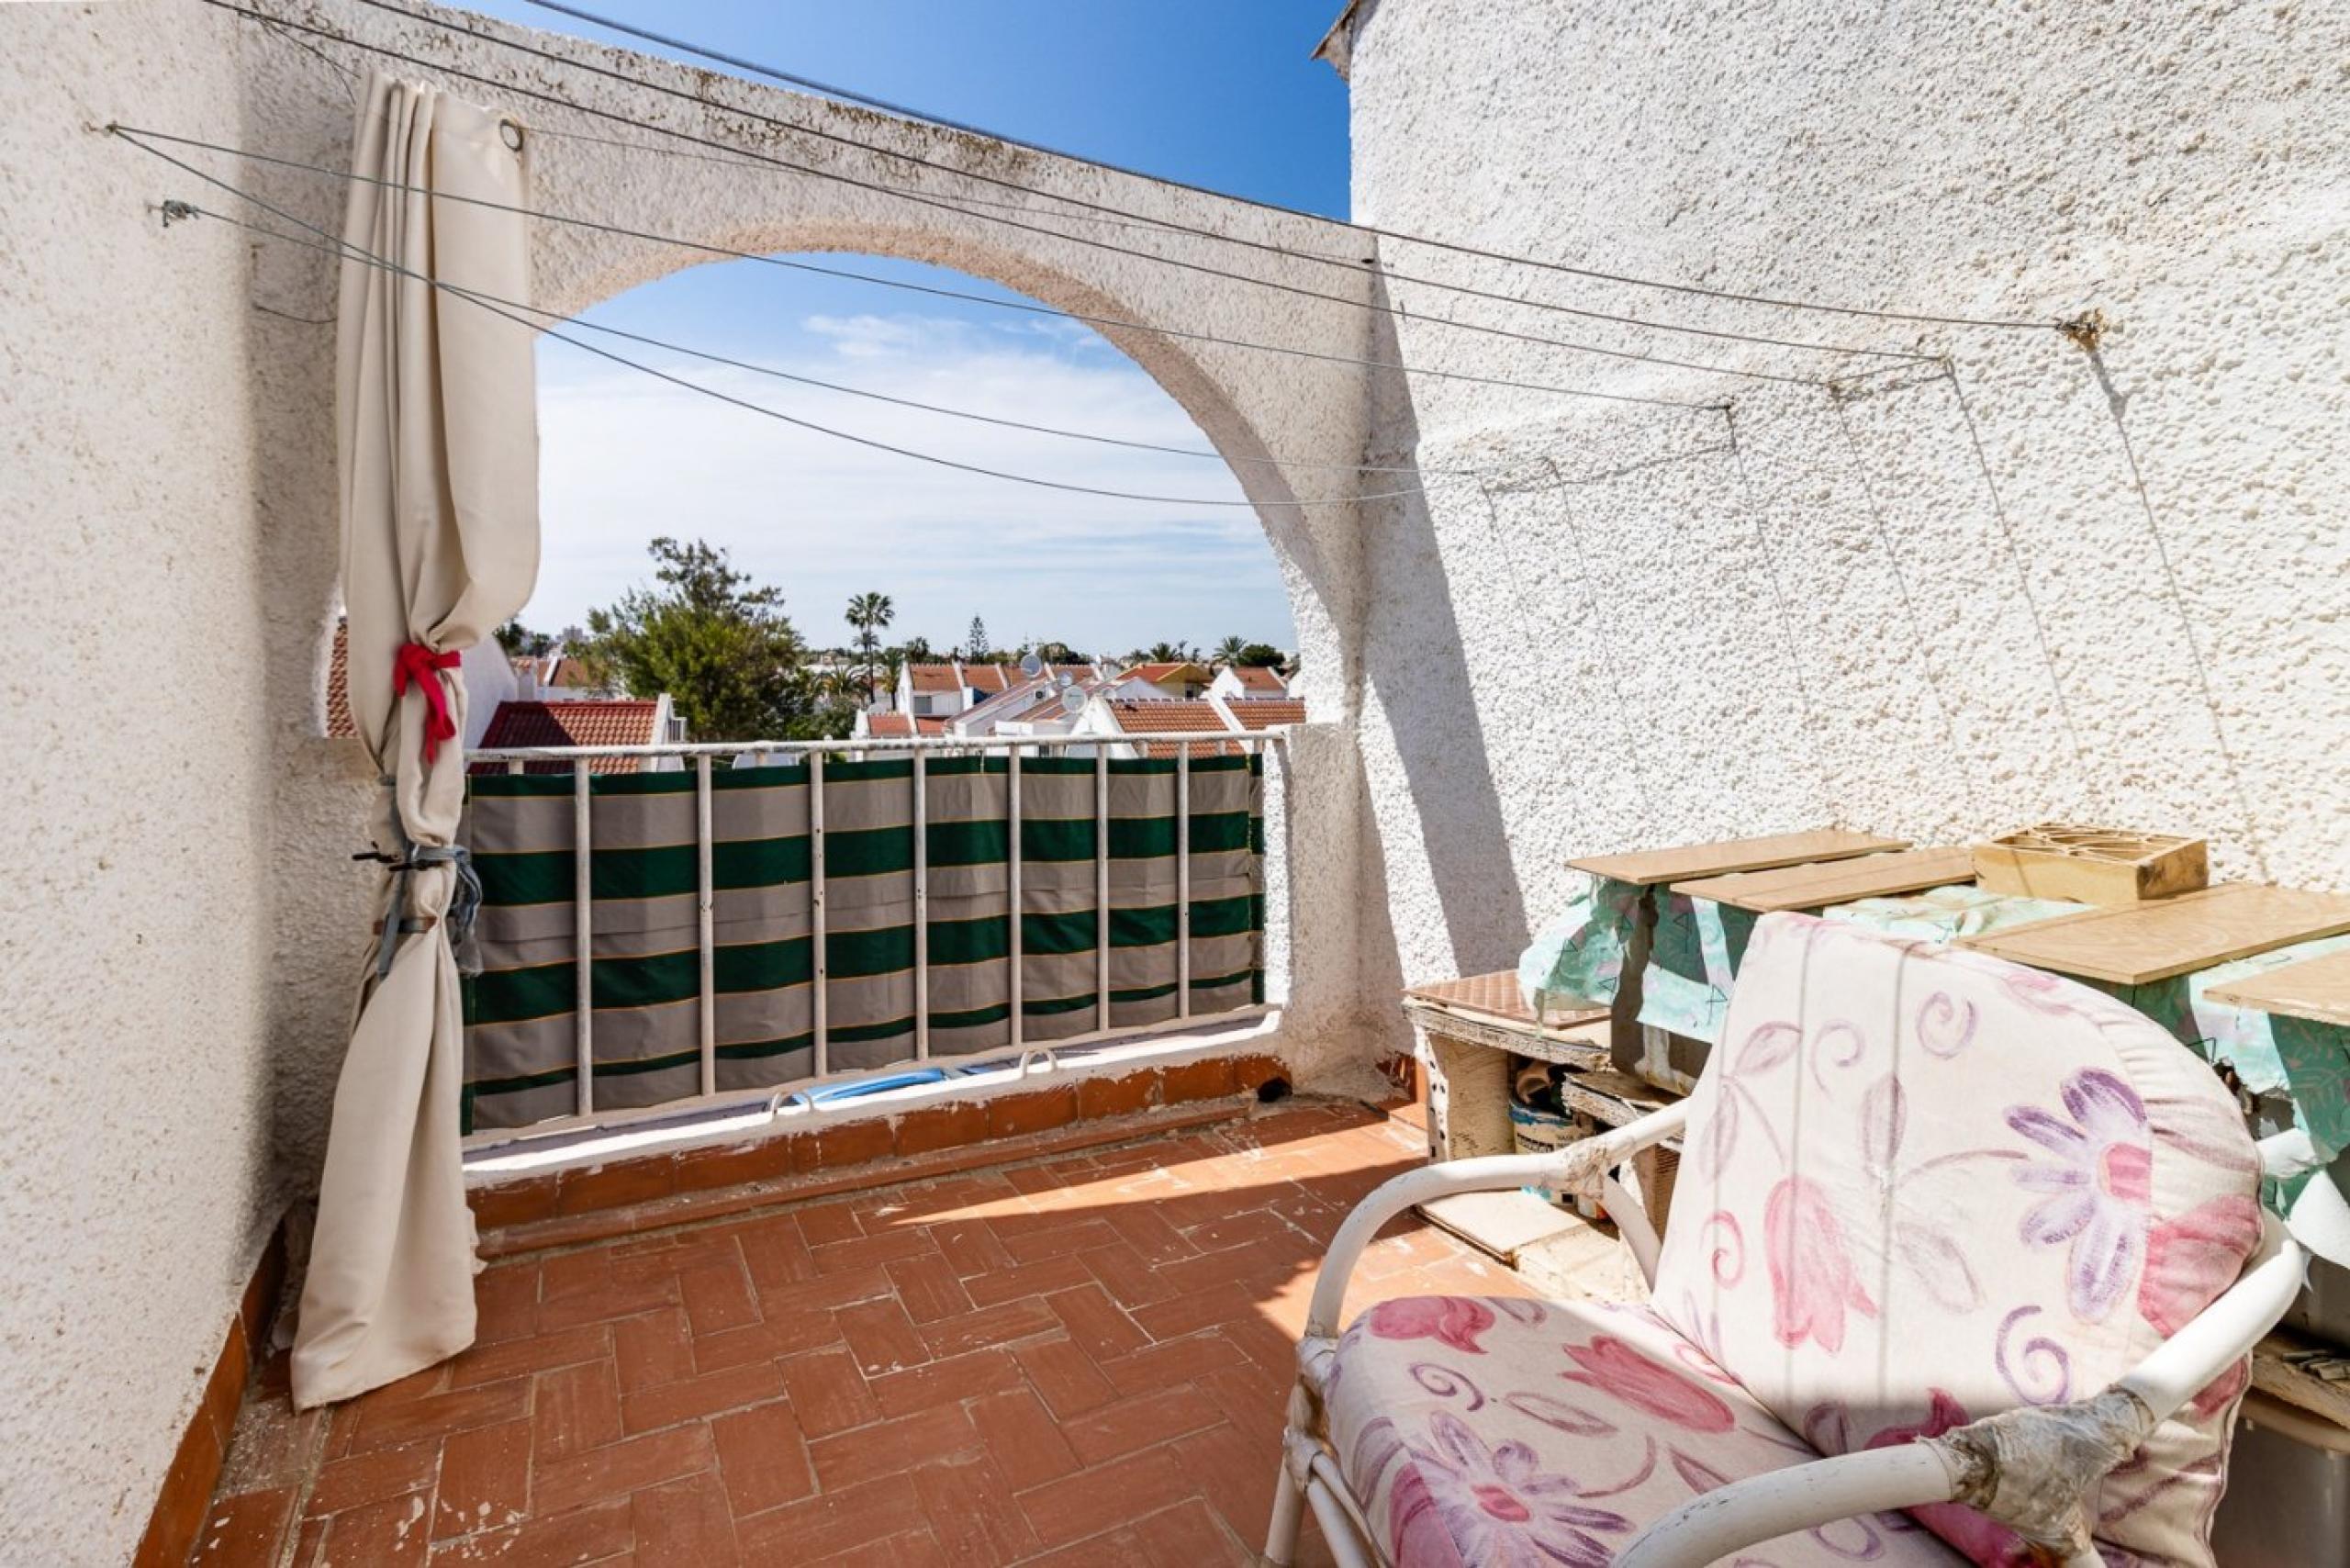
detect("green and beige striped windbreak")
(459, 754), (1264, 1132)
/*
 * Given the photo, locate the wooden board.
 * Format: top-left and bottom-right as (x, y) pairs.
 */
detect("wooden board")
(1958, 883), (2350, 986)
(2207, 948), (2350, 1027)
(1568, 829), (1909, 887)
(1972, 822), (2208, 906)
(1671, 846), (1977, 913)
(1420, 1191), (1583, 1262)
(1404, 971), (1609, 1031)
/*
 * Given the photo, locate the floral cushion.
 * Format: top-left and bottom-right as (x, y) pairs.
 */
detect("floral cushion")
(1650, 913), (2262, 1567)
(1324, 1293), (1964, 1566)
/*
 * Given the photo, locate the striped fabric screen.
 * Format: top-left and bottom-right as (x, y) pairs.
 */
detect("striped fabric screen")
(459, 753), (1265, 1132)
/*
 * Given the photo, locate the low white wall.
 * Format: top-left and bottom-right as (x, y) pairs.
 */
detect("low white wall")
(0, 5), (287, 1558)
(1336, 0), (2350, 1002)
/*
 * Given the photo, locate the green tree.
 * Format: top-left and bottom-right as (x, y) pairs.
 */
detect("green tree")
(1213, 634), (1247, 665)
(494, 620), (553, 657)
(845, 591), (894, 706)
(1231, 642), (1283, 667)
(966, 615), (990, 663)
(580, 537), (845, 742)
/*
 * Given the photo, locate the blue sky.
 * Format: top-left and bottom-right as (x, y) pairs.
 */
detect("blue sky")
(461, 0), (1350, 656)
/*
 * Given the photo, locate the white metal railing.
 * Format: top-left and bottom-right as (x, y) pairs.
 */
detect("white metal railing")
(461, 729), (1287, 1151)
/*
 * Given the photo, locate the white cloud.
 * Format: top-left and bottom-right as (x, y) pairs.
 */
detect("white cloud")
(526, 313), (1298, 655)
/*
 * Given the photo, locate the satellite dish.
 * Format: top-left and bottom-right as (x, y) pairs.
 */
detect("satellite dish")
(1019, 652), (1045, 678)
(1060, 689), (1086, 714)
(1055, 673), (1075, 691)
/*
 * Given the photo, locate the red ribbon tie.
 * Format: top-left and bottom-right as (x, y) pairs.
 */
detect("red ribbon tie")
(391, 641), (464, 764)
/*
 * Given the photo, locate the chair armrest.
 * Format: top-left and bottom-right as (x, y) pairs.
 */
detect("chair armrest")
(1301, 1101), (1689, 1340)
(1616, 1443), (1962, 1568)
(2121, 1220), (2307, 1421)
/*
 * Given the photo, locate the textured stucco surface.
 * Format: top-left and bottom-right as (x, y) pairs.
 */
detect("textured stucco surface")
(0, 6), (285, 1558)
(1338, 0), (2350, 1008)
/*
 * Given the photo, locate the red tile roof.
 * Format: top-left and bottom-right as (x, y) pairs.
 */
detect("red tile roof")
(472, 700), (663, 774)
(907, 663), (962, 693)
(1127, 662), (1211, 687)
(325, 620), (356, 739)
(1226, 699), (1306, 731)
(964, 663), (1015, 693)
(545, 655), (599, 689)
(1225, 665), (1288, 695)
(865, 711), (915, 738)
(1106, 699), (1239, 757)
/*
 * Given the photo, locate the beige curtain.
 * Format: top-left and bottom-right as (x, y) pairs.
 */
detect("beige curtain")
(292, 73), (539, 1409)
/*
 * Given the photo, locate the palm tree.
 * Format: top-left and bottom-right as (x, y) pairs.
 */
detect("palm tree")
(845, 591), (894, 706)
(1213, 634), (1247, 666)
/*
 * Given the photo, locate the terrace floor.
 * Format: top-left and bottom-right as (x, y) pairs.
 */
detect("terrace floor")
(192, 1099), (1539, 1566)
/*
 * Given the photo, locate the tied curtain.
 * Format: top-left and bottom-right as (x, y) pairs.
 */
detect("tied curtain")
(292, 73), (539, 1409)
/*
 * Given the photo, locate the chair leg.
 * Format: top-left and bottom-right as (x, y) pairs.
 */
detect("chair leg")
(1264, 1388), (1313, 1565)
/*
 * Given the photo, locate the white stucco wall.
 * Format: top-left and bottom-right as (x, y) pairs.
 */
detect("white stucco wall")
(1332, 0), (2350, 1005)
(0, 6), (285, 1558)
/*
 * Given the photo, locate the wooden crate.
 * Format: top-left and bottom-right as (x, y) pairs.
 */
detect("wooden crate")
(1972, 823), (2208, 906)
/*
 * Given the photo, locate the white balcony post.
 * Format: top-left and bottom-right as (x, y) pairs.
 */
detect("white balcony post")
(1096, 748), (1112, 1033)
(696, 754), (716, 1098)
(811, 754), (828, 1078)
(572, 762), (594, 1116)
(913, 749), (929, 1061)
(1177, 747), (1192, 1020)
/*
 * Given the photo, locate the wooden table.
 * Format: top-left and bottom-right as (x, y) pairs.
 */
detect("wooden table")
(1670, 846), (1977, 913)
(1401, 973), (1682, 1271)
(1569, 828), (1909, 887)
(2207, 948), (2350, 1026)
(1959, 883), (2350, 985)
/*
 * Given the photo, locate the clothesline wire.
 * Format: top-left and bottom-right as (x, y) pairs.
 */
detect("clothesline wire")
(117, 134), (1486, 478)
(514, 116), (1920, 371)
(215, 0), (1919, 383)
(142, 147), (1479, 510)
(114, 122), (1721, 414)
(506, 0), (2063, 337)
(180, 192), (1449, 509)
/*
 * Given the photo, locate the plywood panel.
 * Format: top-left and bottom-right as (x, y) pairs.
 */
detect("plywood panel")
(1958, 884), (2350, 986)
(1671, 846), (1977, 913)
(2206, 948), (2350, 1027)
(1568, 829), (1908, 887)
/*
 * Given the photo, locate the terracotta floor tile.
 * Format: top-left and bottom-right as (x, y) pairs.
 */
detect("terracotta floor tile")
(865, 1346), (1023, 1419)
(678, 1258), (762, 1339)
(433, 1417), (532, 1541)
(1043, 1283), (1149, 1362)
(620, 1359), (781, 1436)
(710, 1401), (814, 1518)
(305, 1437), (443, 1519)
(351, 1382), (531, 1458)
(532, 1425), (714, 1519)
(1013, 1444), (1196, 1550)
(1009, 1337), (1117, 1420)
(187, 1485), (296, 1567)
(731, 1473), (924, 1560)
(610, 1310), (694, 1394)
(913, 1295), (1057, 1361)
(628, 1472), (740, 1567)
(956, 1252), (1094, 1311)
(964, 1386), (1080, 1493)
(834, 1295), (929, 1379)
(428, 1497), (630, 1566)
(910, 1453), (1038, 1564)
(197, 1102), (1552, 1568)
(775, 1348), (880, 1439)
(447, 1323), (611, 1392)
(1058, 1384), (1223, 1467)
(530, 1361), (617, 1465)
(317, 1491), (435, 1566)
(806, 1404), (979, 1492)
(881, 1251), (974, 1324)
